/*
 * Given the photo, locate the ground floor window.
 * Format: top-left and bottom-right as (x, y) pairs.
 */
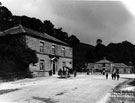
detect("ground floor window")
(40, 59), (45, 70)
(62, 62), (66, 67)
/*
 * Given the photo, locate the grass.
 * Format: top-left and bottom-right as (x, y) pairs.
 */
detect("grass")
(114, 79), (134, 90)
(107, 79), (135, 103)
(128, 79), (135, 86)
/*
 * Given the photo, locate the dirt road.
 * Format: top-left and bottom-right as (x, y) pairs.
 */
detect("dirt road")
(0, 74), (134, 103)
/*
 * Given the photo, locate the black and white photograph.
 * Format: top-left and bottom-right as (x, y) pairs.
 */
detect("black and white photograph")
(0, 0), (135, 103)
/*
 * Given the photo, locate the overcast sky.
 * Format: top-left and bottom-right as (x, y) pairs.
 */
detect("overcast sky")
(1, 0), (135, 45)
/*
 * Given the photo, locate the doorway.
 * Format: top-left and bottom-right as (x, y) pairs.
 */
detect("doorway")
(53, 62), (56, 74)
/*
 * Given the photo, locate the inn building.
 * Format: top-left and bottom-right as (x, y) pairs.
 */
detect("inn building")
(1, 25), (73, 77)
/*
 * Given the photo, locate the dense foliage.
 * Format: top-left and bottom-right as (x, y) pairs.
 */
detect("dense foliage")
(0, 5), (80, 46)
(86, 40), (135, 66)
(0, 34), (38, 78)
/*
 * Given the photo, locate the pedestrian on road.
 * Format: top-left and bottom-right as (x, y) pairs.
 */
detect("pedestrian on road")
(59, 68), (62, 77)
(106, 72), (108, 79)
(116, 74), (120, 80)
(87, 69), (90, 75)
(113, 73), (116, 80)
(74, 69), (77, 77)
(111, 73), (114, 80)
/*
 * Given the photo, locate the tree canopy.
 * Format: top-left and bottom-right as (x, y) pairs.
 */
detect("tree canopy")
(0, 35), (38, 78)
(86, 39), (135, 66)
(0, 5), (80, 46)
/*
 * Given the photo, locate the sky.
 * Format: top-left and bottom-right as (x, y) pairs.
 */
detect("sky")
(1, 0), (135, 46)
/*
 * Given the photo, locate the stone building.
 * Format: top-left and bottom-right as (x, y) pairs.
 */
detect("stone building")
(94, 59), (113, 73)
(113, 63), (131, 74)
(87, 58), (132, 74)
(1, 25), (73, 77)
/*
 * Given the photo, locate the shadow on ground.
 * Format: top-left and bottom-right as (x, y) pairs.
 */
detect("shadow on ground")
(0, 89), (20, 95)
(32, 96), (58, 103)
(57, 77), (67, 79)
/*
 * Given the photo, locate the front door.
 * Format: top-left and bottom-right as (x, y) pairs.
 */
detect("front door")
(53, 62), (56, 74)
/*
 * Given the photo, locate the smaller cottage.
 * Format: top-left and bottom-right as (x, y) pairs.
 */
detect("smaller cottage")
(94, 59), (113, 73)
(87, 58), (132, 74)
(113, 63), (132, 74)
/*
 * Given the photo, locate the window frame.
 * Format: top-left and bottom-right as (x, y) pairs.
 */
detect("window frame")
(62, 61), (66, 67)
(52, 45), (56, 55)
(40, 59), (45, 70)
(40, 41), (45, 53)
(62, 47), (65, 57)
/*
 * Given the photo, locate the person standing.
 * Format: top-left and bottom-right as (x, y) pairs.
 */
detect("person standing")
(117, 74), (120, 80)
(59, 68), (62, 77)
(114, 73), (116, 80)
(87, 69), (90, 75)
(74, 69), (77, 77)
(111, 73), (114, 80)
(106, 72), (108, 79)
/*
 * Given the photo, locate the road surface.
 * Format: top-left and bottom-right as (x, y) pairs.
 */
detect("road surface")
(0, 74), (134, 103)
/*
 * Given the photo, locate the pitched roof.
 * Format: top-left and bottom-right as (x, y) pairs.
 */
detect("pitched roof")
(0, 25), (69, 46)
(114, 63), (129, 68)
(95, 59), (112, 64)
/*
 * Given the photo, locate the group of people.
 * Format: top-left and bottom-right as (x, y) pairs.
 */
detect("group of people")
(58, 67), (70, 78)
(111, 72), (120, 80)
(105, 72), (120, 80)
(58, 67), (77, 78)
(58, 68), (120, 80)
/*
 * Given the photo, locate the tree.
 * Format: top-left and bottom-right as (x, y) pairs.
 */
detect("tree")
(0, 6), (14, 30)
(0, 34), (38, 78)
(94, 39), (107, 60)
(96, 39), (102, 44)
(42, 20), (54, 35)
(85, 48), (96, 62)
(53, 28), (69, 42)
(68, 35), (80, 46)
(0, 5), (81, 46)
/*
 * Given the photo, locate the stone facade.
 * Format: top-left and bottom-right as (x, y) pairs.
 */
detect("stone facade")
(113, 63), (132, 74)
(26, 34), (72, 77)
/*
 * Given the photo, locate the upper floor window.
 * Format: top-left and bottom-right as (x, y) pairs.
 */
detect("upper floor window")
(40, 41), (44, 53)
(52, 45), (56, 55)
(62, 47), (65, 57)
